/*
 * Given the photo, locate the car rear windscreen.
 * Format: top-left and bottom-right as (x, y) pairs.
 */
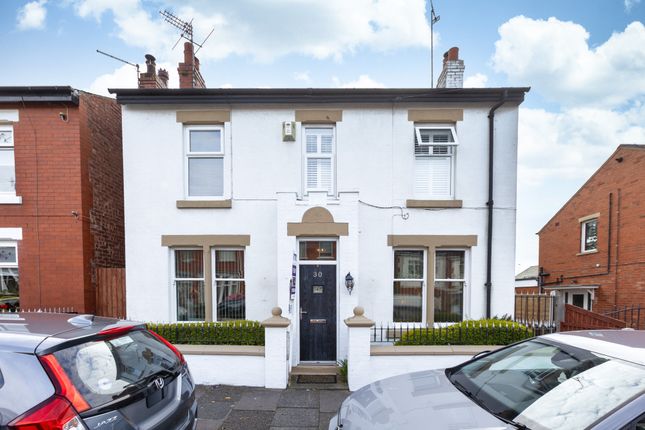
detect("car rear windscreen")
(51, 329), (180, 409)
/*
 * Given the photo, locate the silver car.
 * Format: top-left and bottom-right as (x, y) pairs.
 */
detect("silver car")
(331, 330), (645, 429)
(0, 312), (197, 430)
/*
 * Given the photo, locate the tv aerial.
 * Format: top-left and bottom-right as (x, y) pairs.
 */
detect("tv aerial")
(159, 9), (215, 54)
(96, 49), (140, 80)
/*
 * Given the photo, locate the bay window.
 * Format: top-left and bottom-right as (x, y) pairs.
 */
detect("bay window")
(173, 249), (205, 321)
(434, 250), (465, 322)
(214, 249), (245, 320)
(393, 249), (425, 323)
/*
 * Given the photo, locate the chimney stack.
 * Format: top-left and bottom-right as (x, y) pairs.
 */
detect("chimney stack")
(178, 42), (206, 89)
(138, 54), (168, 89)
(436, 47), (465, 88)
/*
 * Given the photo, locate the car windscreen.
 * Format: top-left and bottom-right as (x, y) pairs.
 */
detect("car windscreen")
(447, 339), (645, 430)
(51, 329), (181, 409)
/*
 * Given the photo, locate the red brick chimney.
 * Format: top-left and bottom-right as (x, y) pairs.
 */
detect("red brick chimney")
(138, 54), (168, 89)
(437, 47), (465, 88)
(178, 42), (206, 89)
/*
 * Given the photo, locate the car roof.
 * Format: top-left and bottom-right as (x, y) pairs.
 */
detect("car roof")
(542, 330), (645, 366)
(0, 312), (137, 353)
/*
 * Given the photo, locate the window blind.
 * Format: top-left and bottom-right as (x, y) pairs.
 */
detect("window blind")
(304, 127), (334, 194)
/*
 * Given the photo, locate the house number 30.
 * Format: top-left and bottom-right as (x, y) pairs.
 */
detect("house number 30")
(313, 271), (323, 277)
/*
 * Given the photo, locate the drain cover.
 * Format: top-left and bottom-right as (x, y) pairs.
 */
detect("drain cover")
(296, 375), (337, 384)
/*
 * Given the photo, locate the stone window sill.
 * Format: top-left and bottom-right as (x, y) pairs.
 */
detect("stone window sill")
(406, 199), (462, 209)
(0, 195), (22, 205)
(176, 199), (232, 209)
(577, 249), (598, 256)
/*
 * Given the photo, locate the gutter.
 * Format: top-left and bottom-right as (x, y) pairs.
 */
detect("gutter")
(485, 90), (508, 318)
(0, 86), (79, 104)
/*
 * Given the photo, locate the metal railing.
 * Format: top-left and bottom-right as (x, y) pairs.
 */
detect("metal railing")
(371, 321), (557, 344)
(603, 305), (642, 329)
(0, 307), (76, 314)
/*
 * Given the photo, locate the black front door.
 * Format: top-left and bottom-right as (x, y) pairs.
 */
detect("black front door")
(299, 264), (336, 361)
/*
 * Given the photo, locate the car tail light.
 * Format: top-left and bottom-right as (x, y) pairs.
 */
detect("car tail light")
(39, 355), (89, 413)
(8, 395), (87, 430)
(148, 329), (186, 365)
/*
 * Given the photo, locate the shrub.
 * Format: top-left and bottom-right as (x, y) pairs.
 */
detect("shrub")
(395, 319), (533, 346)
(146, 320), (265, 346)
(337, 359), (348, 383)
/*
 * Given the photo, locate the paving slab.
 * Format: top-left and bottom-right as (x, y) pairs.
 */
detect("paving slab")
(271, 407), (319, 428)
(197, 385), (246, 403)
(277, 389), (320, 409)
(197, 400), (234, 420)
(319, 412), (336, 430)
(319, 390), (350, 413)
(221, 410), (274, 430)
(235, 389), (282, 411)
(196, 418), (224, 430)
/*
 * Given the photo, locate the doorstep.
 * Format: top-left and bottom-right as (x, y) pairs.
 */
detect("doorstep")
(289, 365), (347, 390)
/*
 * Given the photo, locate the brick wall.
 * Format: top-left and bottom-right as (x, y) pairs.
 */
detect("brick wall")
(539, 145), (645, 313)
(0, 93), (124, 313)
(0, 102), (86, 310)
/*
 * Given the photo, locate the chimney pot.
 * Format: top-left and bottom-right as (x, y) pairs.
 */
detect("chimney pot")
(158, 69), (169, 88)
(178, 42), (206, 89)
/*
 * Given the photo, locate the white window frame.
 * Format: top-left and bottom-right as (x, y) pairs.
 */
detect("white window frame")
(392, 248), (427, 325)
(413, 124), (458, 199)
(212, 247), (246, 322)
(0, 124), (16, 197)
(0, 241), (18, 268)
(170, 247), (206, 322)
(434, 248), (468, 322)
(303, 125), (336, 196)
(183, 125), (225, 199)
(580, 218), (598, 253)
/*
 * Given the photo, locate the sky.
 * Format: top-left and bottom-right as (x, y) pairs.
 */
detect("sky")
(2, 0), (644, 273)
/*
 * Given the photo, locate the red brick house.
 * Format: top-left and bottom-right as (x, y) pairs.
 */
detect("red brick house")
(0, 87), (124, 313)
(538, 145), (645, 314)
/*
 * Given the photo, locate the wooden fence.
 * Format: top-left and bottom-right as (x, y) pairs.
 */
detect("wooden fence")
(560, 304), (626, 331)
(96, 268), (126, 319)
(514, 294), (556, 325)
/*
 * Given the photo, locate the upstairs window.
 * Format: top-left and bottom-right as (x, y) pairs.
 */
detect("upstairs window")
(581, 218), (598, 252)
(304, 126), (335, 195)
(414, 126), (458, 198)
(0, 126), (15, 195)
(185, 126), (224, 198)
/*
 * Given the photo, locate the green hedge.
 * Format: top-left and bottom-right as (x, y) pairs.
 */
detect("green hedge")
(395, 319), (534, 346)
(147, 320), (265, 346)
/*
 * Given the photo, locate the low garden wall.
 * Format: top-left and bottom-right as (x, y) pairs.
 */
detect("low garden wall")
(179, 345), (265, 387)
(362, 345), (500, 387)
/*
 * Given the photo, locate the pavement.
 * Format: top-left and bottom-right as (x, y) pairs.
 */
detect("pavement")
(195, 385), (349, 430)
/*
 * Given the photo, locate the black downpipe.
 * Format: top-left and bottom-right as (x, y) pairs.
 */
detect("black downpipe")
(485, 90), (508, 318)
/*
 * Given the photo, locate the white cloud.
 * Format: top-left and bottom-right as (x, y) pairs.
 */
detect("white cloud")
(294, 71), (312, 83)
(625, 0), (641, 11)
(333, 74), (385, 88)
(88, 63), (179, 96)
(220, 83), (233, 89)
(518, 104), (645, 187)
(17, 0), (47, 30)
(463, 73), (488, 88)
(69, 0), (432, 63)
(492, 16), (645, 107)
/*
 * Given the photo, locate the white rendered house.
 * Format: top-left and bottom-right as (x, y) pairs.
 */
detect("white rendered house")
(111, 50), (529, 364)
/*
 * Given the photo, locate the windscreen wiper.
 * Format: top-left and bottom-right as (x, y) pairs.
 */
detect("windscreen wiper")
(449, 378), (530, 430)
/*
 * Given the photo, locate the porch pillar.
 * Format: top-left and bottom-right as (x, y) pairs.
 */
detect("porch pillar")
(262, 307), (291, 389)
(344, 306), (375, 391)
